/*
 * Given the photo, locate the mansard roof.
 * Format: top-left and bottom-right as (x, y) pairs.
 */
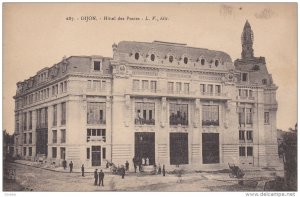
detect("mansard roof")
(116, 40), (232, 63)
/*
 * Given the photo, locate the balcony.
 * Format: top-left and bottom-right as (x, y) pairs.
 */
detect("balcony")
(135, 118), (155, 125)
(202, 120), (219, 127)
(237, 96), (255, 102)
(87, 119), (106, 125)
(130, 88), (160, 97)
(169, 118), (188, 126)
(87, 136), (106, 142)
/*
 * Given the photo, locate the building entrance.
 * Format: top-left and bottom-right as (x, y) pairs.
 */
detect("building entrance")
(135, 132), (155, 165)
(170, 133), (189, 165)
(202, 133), (219, 164)
(92, 146), (101, 166)
(36, 128), (48, 156)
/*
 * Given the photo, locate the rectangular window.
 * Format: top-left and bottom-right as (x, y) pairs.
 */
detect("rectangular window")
(29, 147), (32, 156)
(52, 130), (57, 143)
(202, 105), (219, 126)
(94, 61), (101, 71)
(135, 102), (155, 125)
(60, 147), (66, 160)
(246, 131), (253, 142)
(60, 82), (64, 93)
(52, 147), (57, 158)
(215, 85), (221, 95)
(168, 82), (174, 93)
(94, 80), (100, 91)
(239, 146), (245, 156)
(87, 148), (90, 159)
(200, 84), (206, 93)
(64, 81), (67, 92)
(207, 85), (213, 94)
(175, 82), (182, 93)
(239, 130), (245, 141)
(61, 129), (66, 143)
(247, 147), (253, 156)
(87, 102), (106, 124)
(23, 133), (27, 144)
(242, 73), (248, 82)
(23, 147), (27, 156)
(23, 112), (27, 130)
(184, 83), (189, 93)
(238, 107), (245, 125)
(133, 80), (140, 91)
(264, 112), (270, 124)
(102, 147), (106, 159)
(142, 80), (149, 90)
(150, 81), (157, 92)
(169, 103), (188, 125)
(246, 108), (252, 124)
(101, 80), (106, 90)
(87, 80), (92, 90)
(56, 84), (59, 95)
(61, 102), (66, 125)
(29, 133), (32, 144)
(86, 129), (106, 142)
(53, 104), (57, 126)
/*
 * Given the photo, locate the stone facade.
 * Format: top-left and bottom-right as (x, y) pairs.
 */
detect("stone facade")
(13, 21), (280, 169)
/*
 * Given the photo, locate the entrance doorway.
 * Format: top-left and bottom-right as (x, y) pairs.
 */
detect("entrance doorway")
(202, 133), (219, 164)
(135, 132), (155, 165)
(170, 133), (189, 165)
(92, 146), (101, 166)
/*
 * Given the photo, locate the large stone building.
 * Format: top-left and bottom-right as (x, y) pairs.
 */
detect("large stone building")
(13, 21), (279, 169)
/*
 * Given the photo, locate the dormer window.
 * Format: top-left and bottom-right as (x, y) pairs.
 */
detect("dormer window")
(201, 58), (205, 65)
(150, 54), (155, 61)
(135, 52), (140, 60)
(169, 55), (174, 63)
(184, 57), (188, 64)
(215, 60), (219, 67)
(94, 61), (101, 71)
(262, 79), (267, 85)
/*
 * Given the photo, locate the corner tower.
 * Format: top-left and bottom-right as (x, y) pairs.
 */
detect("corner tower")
(241, 20), (254, 59)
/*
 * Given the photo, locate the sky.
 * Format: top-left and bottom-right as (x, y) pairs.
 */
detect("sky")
(3, 3), (297, 134)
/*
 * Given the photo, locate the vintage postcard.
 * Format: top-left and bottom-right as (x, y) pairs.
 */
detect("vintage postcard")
(2, 3), (297, 193)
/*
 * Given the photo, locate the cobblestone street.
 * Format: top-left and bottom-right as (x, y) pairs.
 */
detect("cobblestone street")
(3, 162), (284, 192)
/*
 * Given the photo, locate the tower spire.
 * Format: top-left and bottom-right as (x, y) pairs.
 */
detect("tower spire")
(241, 20), (254, 59)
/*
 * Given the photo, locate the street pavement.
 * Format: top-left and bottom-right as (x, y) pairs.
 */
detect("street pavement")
(3, 162), (284, 192)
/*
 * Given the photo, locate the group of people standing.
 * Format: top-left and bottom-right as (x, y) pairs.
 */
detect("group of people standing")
(62, 160), (74, 173)
(94, 169), (105, 186)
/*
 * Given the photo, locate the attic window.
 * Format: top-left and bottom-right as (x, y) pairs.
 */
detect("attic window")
(242, 73), (248, 82)
(201, 59), (205, 65)
(169, 56), (174, 63)
(184, 57), (188, 64)
(151, 54), (155, 61)
(135, 53), (140, 60)
(94, 61), (101, 71)
(262, 79), (267, 85)
(215, 60), (219, 67)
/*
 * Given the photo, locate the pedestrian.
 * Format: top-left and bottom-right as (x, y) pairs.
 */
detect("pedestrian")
(62, 160), (67, 170)
(125, 161), (129, 171)
(142, 157), (145, 166)
(133, 157), (137, 173)
(94, 169), (98, 185)
(158, 164), (162, 174)
(162, 165), (166, 176)
(98, 170), (104, 186)
(121, 166), (125, 179)
(81, 164), (85, 177)
(69, 161), (73, 173)
(146, 157), (149, 166)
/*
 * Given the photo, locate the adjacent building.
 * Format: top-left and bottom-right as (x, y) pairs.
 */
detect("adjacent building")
(13, 21), (280, 169)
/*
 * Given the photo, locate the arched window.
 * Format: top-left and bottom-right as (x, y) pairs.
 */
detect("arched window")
(135, 52), (140, 60)
(215, 60), (219, 67)
(169, 56), (174, 63)
(201, 58), (205, 65)
(184, 57), (188, 64)
(150, 54), (155, 61)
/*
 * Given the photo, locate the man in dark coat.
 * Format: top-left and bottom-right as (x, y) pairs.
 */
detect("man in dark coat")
(69, 161), (73, 173)
(62, 160), (67, 170)
(81, 164), (85, 177)
(125, 161), (129, 171)
(98, 170), (104, 186)
(162, 165), (166, 176)
(121, 166), (126, 179)
(94, 169), (98, 185)
(133, 157), (137, 173)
